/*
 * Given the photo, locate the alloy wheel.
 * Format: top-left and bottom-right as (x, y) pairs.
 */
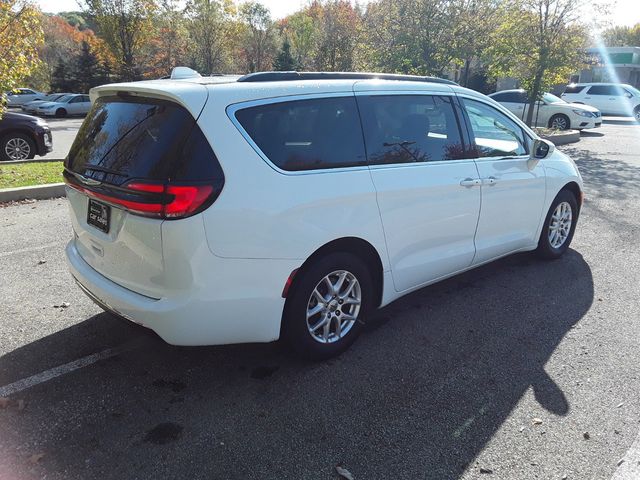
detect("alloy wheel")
(548, 201), (572, 248)
(306, 270), (361, 344)
(551, 116), (568, 130)
(4, 137), (31, 160)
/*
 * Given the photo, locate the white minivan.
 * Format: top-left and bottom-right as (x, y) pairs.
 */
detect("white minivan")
(64, 70), (583, 359)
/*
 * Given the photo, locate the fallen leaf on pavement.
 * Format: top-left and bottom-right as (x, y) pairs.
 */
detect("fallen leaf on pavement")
(28, 453), (45, 464)
(532, 418), (543, 425)
(0, 398), (9, 408)
(37, 260), (46, 265)
(583, 432), (590, 440)
(479, 467), (493, 474)
(336, 465), (355, 480)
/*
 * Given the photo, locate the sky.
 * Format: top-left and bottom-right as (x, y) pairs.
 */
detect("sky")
(36, 0), (640, 27)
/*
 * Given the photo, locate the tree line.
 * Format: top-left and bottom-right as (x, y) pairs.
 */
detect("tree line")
(1, 0), (634, 125)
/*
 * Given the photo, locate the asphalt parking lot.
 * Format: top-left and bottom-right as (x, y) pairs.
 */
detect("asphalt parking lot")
(1, 119), (640, 479)
(40, 117), (84, 160)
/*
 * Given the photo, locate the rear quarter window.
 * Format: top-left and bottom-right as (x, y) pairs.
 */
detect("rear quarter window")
(234, 96), (366, 171)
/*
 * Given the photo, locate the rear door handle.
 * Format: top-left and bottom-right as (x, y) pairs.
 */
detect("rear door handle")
(460, 178), (481, 187)
(482, 176), (498, 186)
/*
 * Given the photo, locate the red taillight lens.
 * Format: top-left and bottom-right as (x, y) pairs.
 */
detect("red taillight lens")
(65, 177), (216, 219)
(164, 185), (214, 218)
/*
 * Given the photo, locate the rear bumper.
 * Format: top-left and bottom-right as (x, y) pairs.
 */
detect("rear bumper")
(66, 239), (297, 346)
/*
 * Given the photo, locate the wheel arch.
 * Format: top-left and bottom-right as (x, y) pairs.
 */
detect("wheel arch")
(1, 128), (37, 145)
(285, 237), (384, 309)
(560, 181), (582, 212)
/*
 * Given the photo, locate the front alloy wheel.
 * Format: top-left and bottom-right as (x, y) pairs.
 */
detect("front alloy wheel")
(634, 107), (640, 122)
(536, 189), (578, 259)
(1, 134), (35, 161)
(550, 114), (569, 130)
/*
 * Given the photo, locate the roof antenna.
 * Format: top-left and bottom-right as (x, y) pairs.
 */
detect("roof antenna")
(170, 67), (202, 80)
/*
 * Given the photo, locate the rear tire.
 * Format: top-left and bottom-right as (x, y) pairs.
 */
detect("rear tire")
(0, 133), (35, 161)
(536, 189), (578, 259)
(55, 108), (67, 118)
(282, 252), (373, 360)
(549, 114), (570, 130)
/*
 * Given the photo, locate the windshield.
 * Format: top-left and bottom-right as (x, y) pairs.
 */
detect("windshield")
(543, 92), (566, 104)
(56, 95), (73, 103)
(625, 86), (640, 96)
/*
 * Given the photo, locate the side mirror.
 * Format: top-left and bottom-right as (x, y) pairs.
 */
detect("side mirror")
(529, 138), (554, 168)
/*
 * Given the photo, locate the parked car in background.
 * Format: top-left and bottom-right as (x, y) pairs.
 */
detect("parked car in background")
(22, 93), (71, 114)
(489, 89), (601, 130)
(36, 94), (91, 118)
(0, 111), (52, 161)
(5, 88), (47, 107)
(64, 69), (583, 359)
(561, 83), (640, 120)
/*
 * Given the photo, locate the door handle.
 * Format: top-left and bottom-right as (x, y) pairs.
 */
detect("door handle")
(460, 178), (481, 187)
(482, 176), (498, 186)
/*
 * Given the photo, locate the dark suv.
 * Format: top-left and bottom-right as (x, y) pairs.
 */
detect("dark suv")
(0, 111), (52, 161)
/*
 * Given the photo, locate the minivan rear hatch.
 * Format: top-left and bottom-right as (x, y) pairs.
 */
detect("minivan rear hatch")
(64, 83), (224, 298)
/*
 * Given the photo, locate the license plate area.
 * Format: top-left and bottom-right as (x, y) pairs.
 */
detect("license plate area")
(87, 198), (111, 233)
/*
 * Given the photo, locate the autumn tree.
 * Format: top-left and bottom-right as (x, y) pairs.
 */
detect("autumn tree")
(0, 0), (44, 116)
(146, 0), (190, 77)
(81, 0), (157, 81)
(238, 2), (276, 72)
(486, 0), (588, 126)
(312, 1), (361, 71)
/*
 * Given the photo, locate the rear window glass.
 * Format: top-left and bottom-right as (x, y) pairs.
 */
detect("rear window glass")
(66, 96), (222, 185)
(234, 96), (366, 171)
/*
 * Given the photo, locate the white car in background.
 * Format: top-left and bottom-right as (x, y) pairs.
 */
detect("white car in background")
(64, 69), (584, 359)
(5, 88), (47, 107)
(489, 89), (601, 130)
(36, 94), (92, 118)
(22, 93), (71, 114)
(561, 83), (640, 120)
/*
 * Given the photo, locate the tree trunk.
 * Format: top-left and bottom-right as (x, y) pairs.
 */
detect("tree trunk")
(525, 67), (545, 127)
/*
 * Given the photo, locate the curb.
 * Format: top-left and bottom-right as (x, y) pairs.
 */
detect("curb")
(540, 130), (580, 146)
(0, 183), (65, 203)
(1, 158), (64, 165)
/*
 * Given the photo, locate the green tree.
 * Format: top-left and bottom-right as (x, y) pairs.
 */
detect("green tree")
(75, 40), (99, 92)
(280, 11), (318, 69)
(486, 0), (588, 126)
(313, 0), (361, 71)
(602, 24), (640, 47)
(273, 37), (297, 71)
(185, 0), (236, 74)
(81, 0), (157, 81)
(362, 0), (457, 76)
(0, 0), (44, 117)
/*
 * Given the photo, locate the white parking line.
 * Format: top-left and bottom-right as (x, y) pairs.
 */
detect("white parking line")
(611, 430), (640, 479)
(0, 347), (125, 397)
(0, 242), (60, 258)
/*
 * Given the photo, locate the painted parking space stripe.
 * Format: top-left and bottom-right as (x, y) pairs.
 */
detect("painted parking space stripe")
(0, 346), (126, 397)
(611, 430), (640, 479)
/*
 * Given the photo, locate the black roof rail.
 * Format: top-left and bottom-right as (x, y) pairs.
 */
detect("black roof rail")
(236, 71), (458, 86)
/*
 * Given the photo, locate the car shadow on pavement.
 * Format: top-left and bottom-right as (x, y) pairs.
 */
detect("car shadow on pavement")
(0, 249), (593, 479)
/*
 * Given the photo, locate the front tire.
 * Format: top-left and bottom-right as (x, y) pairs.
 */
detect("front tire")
(1, 133), (36, 161)
(634, 106), (640, 122)
(549, 114), (570, 130)
(536, 189), (579, 259)
(55, 108), (67, 118)
(282, 252), (373, 360)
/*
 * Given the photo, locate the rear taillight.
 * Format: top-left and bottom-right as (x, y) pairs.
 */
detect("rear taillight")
(65, 177), (217, 219)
